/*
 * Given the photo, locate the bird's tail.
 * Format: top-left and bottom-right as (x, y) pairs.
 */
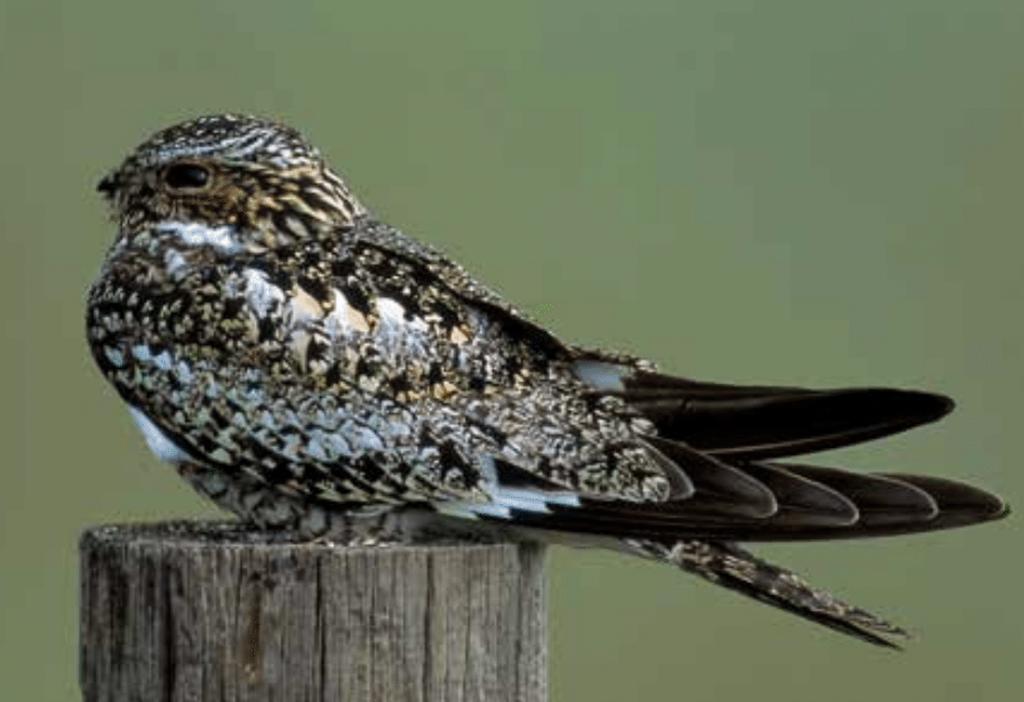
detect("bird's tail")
(624, 538), (909, 648)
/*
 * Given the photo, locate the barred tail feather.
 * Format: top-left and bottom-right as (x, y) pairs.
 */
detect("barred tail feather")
(627, 539), (909, 649)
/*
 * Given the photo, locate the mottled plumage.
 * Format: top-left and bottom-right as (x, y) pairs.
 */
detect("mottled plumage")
(88, 114), (1007, 648)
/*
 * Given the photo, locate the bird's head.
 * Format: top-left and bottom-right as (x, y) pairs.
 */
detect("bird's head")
(97, 114), (366, 251)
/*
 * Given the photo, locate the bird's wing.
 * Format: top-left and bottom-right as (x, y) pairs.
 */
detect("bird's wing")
(513, 361), (1006, 539)
(284, 226), (1002, 535)
(611, 369), (954, 459)
(353, 220), (957, 461)
(492, 448), (1007, 542)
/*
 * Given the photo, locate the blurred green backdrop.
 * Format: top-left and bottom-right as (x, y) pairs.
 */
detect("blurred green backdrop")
(1, 1), (1021, 700)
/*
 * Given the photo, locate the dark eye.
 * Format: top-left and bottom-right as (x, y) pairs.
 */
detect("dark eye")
(164, 164), (210, 189)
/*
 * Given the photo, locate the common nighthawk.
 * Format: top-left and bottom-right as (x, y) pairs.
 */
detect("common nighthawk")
(88, 114), (1008, 648)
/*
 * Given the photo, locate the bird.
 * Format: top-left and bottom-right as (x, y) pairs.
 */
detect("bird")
(87, 113), (1007, 649)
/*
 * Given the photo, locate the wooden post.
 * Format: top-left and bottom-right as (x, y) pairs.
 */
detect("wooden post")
(79, 522), (547, 702)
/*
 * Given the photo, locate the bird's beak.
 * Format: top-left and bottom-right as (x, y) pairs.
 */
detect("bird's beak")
(97, 172), (121, 198)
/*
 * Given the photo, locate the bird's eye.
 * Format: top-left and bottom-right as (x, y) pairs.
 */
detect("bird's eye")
(164, 164), (211, 189)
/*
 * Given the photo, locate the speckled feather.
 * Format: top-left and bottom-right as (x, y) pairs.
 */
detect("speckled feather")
(88, 114), (1007, 648)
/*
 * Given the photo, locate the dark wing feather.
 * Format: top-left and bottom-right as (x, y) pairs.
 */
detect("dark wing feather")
(492, 450), (1007, 542)
(617, 371), (953, 459)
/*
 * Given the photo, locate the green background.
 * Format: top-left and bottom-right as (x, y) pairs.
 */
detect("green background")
(2, 1), (1021, 700)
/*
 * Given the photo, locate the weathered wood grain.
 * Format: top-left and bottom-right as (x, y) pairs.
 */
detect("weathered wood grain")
(80, 522), (547, 702)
